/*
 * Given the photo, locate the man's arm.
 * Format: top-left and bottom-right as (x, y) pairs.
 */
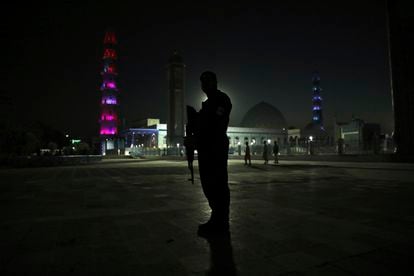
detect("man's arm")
(214, 94), (232, 133)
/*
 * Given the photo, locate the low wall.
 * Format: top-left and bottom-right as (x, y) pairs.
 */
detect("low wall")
(229, 153), (414, 163)
(1, 155), (103, 168)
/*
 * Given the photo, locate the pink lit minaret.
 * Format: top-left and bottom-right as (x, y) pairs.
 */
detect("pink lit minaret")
(99, 31), (119, 154)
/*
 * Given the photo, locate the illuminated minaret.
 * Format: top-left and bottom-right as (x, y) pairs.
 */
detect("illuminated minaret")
(167, 50), (185, 148)
(99, 30), (119, 154)
(311, 72), (324, 129)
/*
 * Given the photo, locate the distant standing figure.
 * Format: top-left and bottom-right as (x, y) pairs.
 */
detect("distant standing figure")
(273, 141), (279, 164)
(244, 141), (251, 166)
(263, 141), (269, 164)
(337, 138), (344, 155)
(309, 141), (315, 155)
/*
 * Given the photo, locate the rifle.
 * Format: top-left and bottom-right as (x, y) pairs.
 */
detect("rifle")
(184, 105), (198, 184)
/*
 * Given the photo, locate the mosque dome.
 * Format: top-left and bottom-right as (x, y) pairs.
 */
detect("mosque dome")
(240, 101), (287, 129)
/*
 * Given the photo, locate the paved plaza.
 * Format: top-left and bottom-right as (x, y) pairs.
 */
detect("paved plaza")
(1, 159), (413, 275)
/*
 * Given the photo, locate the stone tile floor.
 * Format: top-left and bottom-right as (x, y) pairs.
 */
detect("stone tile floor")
(0, 159), (413, 275)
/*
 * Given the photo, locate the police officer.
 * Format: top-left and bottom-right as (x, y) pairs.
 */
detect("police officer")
(244, 141), (252, 166)
(273, 141), (279, 164)
(197, 71), (232, 235)
(263, 141), (269, 165)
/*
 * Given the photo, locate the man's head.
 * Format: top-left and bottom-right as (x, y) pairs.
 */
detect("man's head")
(200, 71), (217, 97)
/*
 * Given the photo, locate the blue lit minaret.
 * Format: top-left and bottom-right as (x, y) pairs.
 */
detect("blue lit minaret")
(312, 72), (323, 129)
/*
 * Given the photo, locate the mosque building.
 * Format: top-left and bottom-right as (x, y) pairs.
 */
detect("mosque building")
(122, 51), (289, 156)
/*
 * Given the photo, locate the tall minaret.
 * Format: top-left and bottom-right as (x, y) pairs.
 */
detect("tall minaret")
(312, 72), (324, 129)
(99, 30), (120, 155)
(167, 50), (185, 148)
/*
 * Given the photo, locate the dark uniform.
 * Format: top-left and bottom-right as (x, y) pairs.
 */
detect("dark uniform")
(198, 90), (232, 226)
(273, 141), (279, 164)
(244, 142), (251, 166)
(263, 141), (269, 164)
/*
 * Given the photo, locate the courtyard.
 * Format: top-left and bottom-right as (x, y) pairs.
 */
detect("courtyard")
(0, 159), (413, 275)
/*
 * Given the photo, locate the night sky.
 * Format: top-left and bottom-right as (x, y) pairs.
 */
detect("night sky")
(5, 1), (393, 138)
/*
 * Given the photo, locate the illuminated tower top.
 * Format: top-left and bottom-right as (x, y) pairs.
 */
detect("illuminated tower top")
(312, 72), (323, 129)
(104, 31), (117, 45)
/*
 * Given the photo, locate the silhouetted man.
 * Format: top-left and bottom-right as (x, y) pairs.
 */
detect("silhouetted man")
(273, 141), (279, 164)
(337, 138), (344, 155)
(244, 141), (251, 166)
(197, 71), (232, 236)
(263, 141), (269, 165)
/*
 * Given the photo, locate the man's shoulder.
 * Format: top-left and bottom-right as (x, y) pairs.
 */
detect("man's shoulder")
(217, 90), (232, 105)
(217, 90), (230, 99)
